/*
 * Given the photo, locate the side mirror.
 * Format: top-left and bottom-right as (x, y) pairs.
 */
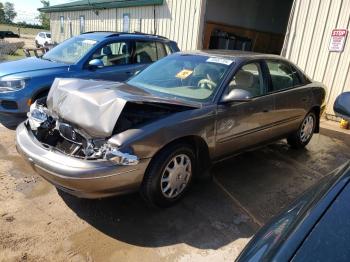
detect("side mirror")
(88, 59), (104, 70)
(334, 92), (350, 120)
(221, 88), (253, 103)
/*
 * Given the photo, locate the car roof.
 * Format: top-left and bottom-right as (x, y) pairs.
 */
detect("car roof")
(79, 31), (171, 42)
(179, 49), (286, 61)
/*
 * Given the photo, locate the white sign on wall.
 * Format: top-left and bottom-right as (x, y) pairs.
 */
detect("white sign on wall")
(329, 29), (348, 52)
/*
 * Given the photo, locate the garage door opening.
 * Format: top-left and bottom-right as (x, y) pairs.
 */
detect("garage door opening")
(203, 0), (294, 54)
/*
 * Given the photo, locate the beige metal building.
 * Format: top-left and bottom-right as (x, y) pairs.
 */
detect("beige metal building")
(283, 0), (350, 116)
(42, 0), (206, 51)
(41, 0), (350, 117)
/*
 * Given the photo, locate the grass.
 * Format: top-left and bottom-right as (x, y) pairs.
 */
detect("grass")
(4, 49), (26, 61)
(0, 24), (43, 36)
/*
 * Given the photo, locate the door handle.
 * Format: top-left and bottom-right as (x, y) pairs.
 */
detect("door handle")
(262, 109), (270, 113)
(126, 71), (133, 75)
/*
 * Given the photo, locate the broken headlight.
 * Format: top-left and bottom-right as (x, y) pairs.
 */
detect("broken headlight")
(27, 101), (48, 130)
(27, 101), (54, 131)
(104, 145), (139, 166)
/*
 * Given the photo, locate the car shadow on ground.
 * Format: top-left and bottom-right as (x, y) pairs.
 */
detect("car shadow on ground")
(0, 114), (26, 130)
(58, 179), (258, 250)
(58, 135), (350, 250)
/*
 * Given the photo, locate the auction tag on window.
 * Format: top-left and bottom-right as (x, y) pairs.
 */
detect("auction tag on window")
(176, 69), (193, 79)
(206, 57), (234, 65)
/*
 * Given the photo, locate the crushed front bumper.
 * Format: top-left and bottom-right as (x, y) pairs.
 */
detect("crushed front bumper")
(15, 122), (150, 198)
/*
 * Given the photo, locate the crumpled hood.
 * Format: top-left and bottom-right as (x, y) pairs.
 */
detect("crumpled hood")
(47, 78), (200, 138)
(0, 57), (68, 77)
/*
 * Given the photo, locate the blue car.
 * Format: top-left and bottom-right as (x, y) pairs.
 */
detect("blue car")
(0, 32), (179, 114)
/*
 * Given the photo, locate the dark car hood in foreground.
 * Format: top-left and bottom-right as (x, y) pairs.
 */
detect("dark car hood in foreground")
(0, 57), (68, 77)
(47, 78), (201, 138)
(237, 162), (350, 262)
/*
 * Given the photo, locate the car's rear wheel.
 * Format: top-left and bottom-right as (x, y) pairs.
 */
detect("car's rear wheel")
(140, 143), (195, 207)
(287, 111), (316, 149)
(35, 40), (40, 48)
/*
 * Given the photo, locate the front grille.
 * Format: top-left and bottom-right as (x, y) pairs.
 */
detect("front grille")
(1, 100), (18, 110)
(55, 139), (82, 156)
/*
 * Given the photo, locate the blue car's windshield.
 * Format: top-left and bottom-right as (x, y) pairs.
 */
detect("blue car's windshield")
(43, 37), (98, 64)
(127, 54), (233, 102)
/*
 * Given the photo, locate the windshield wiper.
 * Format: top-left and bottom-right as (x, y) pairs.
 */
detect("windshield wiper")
(41, 57), (56, 62)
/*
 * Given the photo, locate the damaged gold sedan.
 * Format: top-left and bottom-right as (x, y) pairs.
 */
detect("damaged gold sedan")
(16, 51), (326, 207)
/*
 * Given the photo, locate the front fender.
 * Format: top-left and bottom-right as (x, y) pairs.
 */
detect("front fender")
(108, 106), (217, 159)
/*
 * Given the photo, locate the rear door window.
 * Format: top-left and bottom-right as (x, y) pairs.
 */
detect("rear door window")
(164, 44), (172, 55)
(266, 60), (302, 92)
(156, 42), (167, 60)
(135, 41), (157, 64)
(91, 41), (132, 66)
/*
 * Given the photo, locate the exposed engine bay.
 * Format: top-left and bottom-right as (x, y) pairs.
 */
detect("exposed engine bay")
(27, 78), (195, 163)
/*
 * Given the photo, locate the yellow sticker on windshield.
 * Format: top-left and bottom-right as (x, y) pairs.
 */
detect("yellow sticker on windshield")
(176, 69), (193, 79)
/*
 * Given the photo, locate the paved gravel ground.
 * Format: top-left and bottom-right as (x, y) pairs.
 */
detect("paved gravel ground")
(1, 114), (349, 262)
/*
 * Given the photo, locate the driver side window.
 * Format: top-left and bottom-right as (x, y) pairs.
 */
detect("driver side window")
(228, 63), (264, 98)
(91, 41), (132, 67)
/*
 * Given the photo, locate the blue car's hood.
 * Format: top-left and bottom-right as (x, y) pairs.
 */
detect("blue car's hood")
(0, 57), (69, 77)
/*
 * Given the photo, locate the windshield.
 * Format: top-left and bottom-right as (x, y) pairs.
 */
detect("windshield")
(42, 37), (98, 64)
(127, 54), (233, 102)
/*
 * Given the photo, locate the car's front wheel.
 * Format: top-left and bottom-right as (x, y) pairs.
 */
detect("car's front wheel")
(140, 143), (195, 207)
(287, 111), (316, 149)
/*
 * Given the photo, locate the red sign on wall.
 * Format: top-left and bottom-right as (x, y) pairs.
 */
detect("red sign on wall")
(329, 29), (348, 52)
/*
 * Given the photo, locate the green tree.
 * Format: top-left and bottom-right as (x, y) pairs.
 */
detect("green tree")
(0, 2), (5, 23)
(4, 2), (16, 23)
(38, 0), (50, 30)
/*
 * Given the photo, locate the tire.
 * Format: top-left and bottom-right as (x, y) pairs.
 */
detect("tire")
(140, 143), (195, 208)
(287, 111), (316, 149)
(35, 40), (40, 48)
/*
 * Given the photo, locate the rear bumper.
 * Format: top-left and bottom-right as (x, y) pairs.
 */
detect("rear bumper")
(16, 122), (150, 198)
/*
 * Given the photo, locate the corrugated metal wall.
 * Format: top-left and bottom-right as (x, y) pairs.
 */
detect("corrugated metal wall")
(283, 0), (350, 116)
(116, 0), (204, 50)
(50, 9), (117, 43)
(49, 0), (205, 51)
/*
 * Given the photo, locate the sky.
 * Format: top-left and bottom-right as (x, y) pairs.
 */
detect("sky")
(3, 0), (74, 24)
